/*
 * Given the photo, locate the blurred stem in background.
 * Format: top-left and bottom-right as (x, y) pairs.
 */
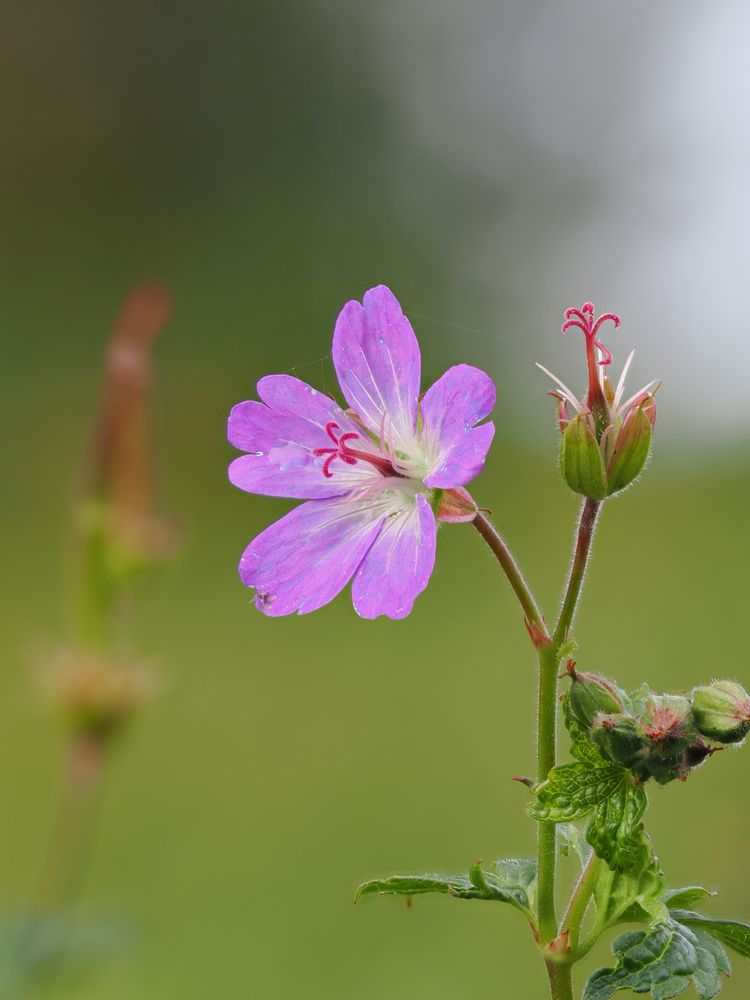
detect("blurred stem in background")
(3, 284), (176, 997)
(75, 282), (177, 651)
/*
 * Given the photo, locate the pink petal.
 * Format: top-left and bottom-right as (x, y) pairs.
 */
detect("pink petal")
(420, 365), (496, 488)
(239, 496), (385, 616)
(332, 285), (420, 449)
(351, 495), (436, 620)
(227, 375), (373, 499)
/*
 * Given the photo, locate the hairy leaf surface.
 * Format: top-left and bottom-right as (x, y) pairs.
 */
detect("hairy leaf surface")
(584, 918), (729, 1000)
(670, 910), (750, 960)
(356, 858), (537, 921)
(586, 781), (650, 875)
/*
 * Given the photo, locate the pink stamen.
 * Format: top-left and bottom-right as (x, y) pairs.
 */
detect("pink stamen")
(321, 453), (338, 478)
(324, 421), (341, 444)
(313, 422), (405, 480)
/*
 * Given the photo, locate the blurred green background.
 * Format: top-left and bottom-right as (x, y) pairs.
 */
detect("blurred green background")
(2, 2), (749, 997)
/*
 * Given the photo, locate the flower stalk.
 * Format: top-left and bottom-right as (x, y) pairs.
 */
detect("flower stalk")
(474, 497), (604, 960)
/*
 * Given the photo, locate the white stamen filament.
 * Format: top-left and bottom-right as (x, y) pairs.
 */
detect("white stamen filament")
(535, 363), (584, 413)
(619, 379), (659, 415)
(612, 348), (636, 411)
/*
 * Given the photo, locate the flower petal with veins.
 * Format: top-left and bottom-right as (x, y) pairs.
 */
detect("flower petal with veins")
(332, 285), (421, 450)
(240, 496), (385, 616)
(352, 495), (436, 620)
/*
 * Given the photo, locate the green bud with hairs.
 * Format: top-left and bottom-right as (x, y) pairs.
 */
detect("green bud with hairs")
(565, 662), (626, 729)
(692, 680), (750, 745)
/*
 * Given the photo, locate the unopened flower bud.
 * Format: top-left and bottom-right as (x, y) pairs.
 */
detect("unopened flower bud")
(692, 680), (750, 745)
(642, 694), (694, 749)
(591, 713), (648, 771)
(566, 663), (625, 729)
(434, 486), (478, 523)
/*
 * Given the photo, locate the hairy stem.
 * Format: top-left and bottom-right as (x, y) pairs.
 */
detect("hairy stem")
(536, 644), (559, 941)
(561, 851), (600, 955)
(546, 960), (574, 1000)
(474, 500), (604, 985)
(553, 498), (602, 648)
(537, 498), (603, 949)
(472, 512), (549, 638)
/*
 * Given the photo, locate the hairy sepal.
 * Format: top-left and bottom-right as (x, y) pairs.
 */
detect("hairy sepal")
(560, 414), (608, 501)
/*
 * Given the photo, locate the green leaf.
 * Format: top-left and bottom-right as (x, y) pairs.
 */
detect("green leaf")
(584, 921), (695, 1000)
(356, 858), (538, 921)
(559, 823), (590, 867)
(690, 929), (730, 1000)
(493, 858), (538, 891)
(355, 873), (487, 903)
(595, 859), (667, 928)
(529, 763), (626, 823)
(585, 918), (731, 1000)
(670, 910), (750, 960)
(543, 697), (652, 874)
(663, 887), (716, 910)
(586, 781), (650, 875)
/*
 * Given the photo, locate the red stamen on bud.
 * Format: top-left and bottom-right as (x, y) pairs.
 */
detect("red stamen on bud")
(561, 303), (620, 367)
(562, 301), (621, 428)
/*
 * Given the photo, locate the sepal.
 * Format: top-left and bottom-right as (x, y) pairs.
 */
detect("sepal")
(606, 402), (653, 496)
(559, 414), (608, 501)
(433, 486), (478, 524)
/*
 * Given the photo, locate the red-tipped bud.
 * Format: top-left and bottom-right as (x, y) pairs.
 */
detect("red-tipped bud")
(566, 664), (626, 728)
(434, 486), (478, 523)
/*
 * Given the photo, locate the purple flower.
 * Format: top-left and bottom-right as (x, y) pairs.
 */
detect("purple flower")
(227, 285), (495, 619)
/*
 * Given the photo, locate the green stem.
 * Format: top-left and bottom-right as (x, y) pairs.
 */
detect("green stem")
(473, 500), (604, 988)
(536, 499), (602, 946)
(472, 513), (549, 639)
(546, 960), (574, 1000)
(553, 498), (602, 648)
(562, 851), (601, 955)
(536, 644), (560, 942)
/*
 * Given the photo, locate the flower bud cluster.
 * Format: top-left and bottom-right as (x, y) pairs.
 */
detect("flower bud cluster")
(566, 665), (750, 785)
